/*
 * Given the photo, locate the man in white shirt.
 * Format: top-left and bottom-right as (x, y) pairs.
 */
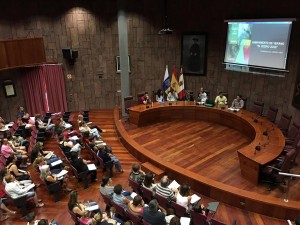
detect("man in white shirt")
(167, 89), (178, 102)
(5, 174), (44, 207)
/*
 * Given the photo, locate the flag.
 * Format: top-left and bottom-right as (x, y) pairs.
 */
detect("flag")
(163, 65), (170, 94)
(178, 67), (185, 100)
(170, 66), (178, 93)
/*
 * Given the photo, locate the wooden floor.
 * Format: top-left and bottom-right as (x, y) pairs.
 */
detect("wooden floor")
(124, 119), (300, 201)
(0, 109), (296, 225)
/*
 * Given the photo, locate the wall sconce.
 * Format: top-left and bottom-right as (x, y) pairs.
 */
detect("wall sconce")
(66, 74), (72, 80)
(62, 48), (78, 65)
(3, 80), (16, 97)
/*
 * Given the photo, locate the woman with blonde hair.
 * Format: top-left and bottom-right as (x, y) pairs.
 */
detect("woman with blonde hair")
(40, 164), (72, 192)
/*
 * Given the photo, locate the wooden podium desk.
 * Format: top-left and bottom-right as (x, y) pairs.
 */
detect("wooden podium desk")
(128, 102), (285, 184)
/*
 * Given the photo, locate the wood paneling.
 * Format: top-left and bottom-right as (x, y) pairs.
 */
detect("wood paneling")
(0, 38), (46, 70)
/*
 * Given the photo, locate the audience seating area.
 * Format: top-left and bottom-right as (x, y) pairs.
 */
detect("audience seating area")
(0, 98), (299, 225)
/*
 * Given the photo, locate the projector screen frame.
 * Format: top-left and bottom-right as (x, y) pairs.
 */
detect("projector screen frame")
(223, 18), (295, 71)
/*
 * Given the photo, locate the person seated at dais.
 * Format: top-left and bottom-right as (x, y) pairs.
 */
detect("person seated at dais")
(197, 87), (207, 104)
(140, 92), (152, 105)
(156, 89), (165, 103)
(215, 92), (227, 105)
(184, 90), (194, 101)
(167, 88), (178, 102)
(231, 94), (244, 109)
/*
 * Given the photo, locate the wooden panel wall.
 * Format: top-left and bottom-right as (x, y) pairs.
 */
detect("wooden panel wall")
(0, 38), (46, 70)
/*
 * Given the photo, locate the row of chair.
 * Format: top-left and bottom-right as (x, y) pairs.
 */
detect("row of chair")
(127, 178), (226, 225)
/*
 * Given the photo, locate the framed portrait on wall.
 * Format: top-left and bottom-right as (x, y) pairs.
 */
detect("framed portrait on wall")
(116, 55), (131, 73)
(3, 81), (16, 97)
(181, 33), (207, 75)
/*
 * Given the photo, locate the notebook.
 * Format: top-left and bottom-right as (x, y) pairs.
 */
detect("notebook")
(190, 194), (201, 204)
(51, 159), (63, 167)
(87, 164), (97, 171)
(57, 170), (68, 177)
(168, 180), (180, 189)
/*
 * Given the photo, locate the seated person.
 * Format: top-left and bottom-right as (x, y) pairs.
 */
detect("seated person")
(215, 92), (227, 105)
(156, 89), (165, 103)
(142, 199), (166, 225)
(1, 138), (29, 168)
(0, 168), (32, 186)
(197, 87), (207, 104)
(129, 164), (145, 182)
(113, 184), (131, 209)
(127, 195), (145, 216)
(143, 172), (156, 191)
(97, 146), (123, 173)
(55, 119), (65, 136)
(6, 155), (31, 181)
(184, 90), (194, 101)
(231, 95), (244, 109)
(68, 190), (100, 219)
(35, 114), (55, 133)
(100, 176), (114, 199)
(21, 113), (34, 129)
(33, 156), (63, 174)
(58, 135), (82, 155)
(167, 88), (178, 102)
(78, 114), (104, 133)
(79, 121), (101, 140)
(90, 212), (117, 225)
(16, 106), (26, 119)
(140, 92), (152, 105)
(7, 133), (29, 153)
(40, 164), (72, 192)
(155, 175), (177, 201)
(175, 183), (192, 211)
(30, 142), (53, 163)
(165, 208), (175, 224)
(88, 137), (109, 152)
(70, 152), (97, 182)
(4, 174), (44, 208)
(169, 216), (180, 225)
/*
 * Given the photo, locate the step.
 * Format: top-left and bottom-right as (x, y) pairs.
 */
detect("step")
(141, 162), (165, 180)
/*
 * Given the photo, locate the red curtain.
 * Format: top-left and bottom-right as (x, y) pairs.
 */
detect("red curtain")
(21, 67), (48, 115)
(43, 65), (67, 113)
(21, 64), (67, 115)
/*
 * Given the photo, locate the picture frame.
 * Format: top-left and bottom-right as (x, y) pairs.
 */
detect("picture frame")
(3, 81), (16, 97)
(116, 55), (131, 73)
(181, 33), (207, 75)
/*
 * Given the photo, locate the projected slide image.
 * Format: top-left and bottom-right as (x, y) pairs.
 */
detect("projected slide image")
(224, 20), (292, 69)
(226, 23), (253, 64)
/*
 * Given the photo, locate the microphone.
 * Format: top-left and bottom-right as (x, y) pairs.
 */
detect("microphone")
(252, 115), (259, 123)
(254, 142), (269, 154)
(263, 127), (274, 136)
